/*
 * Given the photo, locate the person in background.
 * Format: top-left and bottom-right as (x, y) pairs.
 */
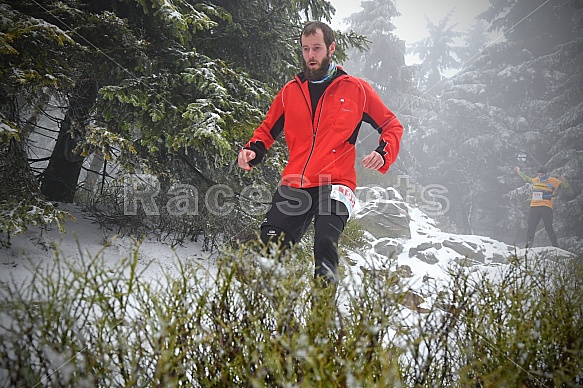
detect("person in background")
(238, 21), (403, 286)
(514, 165), (569, 248)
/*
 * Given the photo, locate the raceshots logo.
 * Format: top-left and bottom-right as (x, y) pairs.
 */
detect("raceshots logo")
(123, 174), (449, 217)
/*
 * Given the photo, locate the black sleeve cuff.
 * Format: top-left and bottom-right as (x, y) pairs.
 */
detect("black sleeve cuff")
(245, 141), (267, 166)
(373, 143), (387, 167)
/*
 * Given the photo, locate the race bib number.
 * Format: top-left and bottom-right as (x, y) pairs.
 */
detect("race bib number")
(330, 185), (356, 219)
(532, 191), (543, 201)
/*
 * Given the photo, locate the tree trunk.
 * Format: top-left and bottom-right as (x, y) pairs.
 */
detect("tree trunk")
(83, 151), (105, 193)
(1, 139), (40, 203)
(41, 80), (97, 202)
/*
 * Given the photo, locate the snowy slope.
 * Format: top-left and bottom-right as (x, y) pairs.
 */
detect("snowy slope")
(340, 186), (576, 309)
(0, 203), (216, 287)
(0, 193), (575, 296)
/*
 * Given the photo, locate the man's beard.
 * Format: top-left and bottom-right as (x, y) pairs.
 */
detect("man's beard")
(302, 53), (332, 81)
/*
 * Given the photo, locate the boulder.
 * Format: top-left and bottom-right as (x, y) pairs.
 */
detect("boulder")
(409, 242), (442, 257)
(356, 198), (411, 239)
(394, 264), (414, 278)
(374, 239), (404, 258)
(442, 239), (486, 263)
(415, 250), (440, 265)
(491, 252), (508, 264)
(400, 291), (430, 313)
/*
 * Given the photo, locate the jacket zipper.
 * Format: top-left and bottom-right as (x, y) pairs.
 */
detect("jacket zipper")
(300, 93), (326, 188)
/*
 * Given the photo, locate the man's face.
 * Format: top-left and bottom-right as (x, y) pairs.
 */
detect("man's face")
(301, 29), (336, 81)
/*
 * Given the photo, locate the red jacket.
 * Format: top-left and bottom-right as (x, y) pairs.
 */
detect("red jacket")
(244, 67), (403, 191)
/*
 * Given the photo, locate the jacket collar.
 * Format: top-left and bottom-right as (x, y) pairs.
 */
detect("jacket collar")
(297, 65), (347, 83)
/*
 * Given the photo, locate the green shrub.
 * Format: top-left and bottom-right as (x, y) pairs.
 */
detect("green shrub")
(76, 177), (262, 251)
(397, 254), (583, 387)
(0, 242), (402, 387)
(0, 244), (581, 387)
(452, 255), (583, 387)
(0, 198), (71, 248)
(339, 218), (369, 253)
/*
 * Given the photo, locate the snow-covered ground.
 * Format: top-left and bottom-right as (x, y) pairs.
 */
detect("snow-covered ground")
(0, 203), (216, 287)
(1, 196), (574, 300)
(0, 196), (578, 388)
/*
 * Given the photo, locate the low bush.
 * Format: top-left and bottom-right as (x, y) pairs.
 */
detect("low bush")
(0, 244), (581, 387)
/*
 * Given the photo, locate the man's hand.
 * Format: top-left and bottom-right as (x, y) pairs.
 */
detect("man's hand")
(362, 151), (384, 170)
(238, 149), (256, 171)
(514, 166), (521, 174)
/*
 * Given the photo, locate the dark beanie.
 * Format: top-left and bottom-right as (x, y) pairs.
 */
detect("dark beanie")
(537, 166), (547, 174)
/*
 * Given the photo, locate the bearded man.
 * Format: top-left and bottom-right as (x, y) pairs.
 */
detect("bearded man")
(238, 21), (403, 287)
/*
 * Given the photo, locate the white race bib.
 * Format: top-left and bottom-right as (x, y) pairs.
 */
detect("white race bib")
(330, 185), (356, 219)
(532, 191), (543, 201)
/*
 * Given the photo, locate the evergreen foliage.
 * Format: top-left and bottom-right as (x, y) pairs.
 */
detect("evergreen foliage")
(408, 10), (461, 94)
(344, 0), (406, 94)
(0, 0), (367, 244)
(407, 0), (583, 253)
(342, 0), (416, 176)
(0, 1), (78, 244)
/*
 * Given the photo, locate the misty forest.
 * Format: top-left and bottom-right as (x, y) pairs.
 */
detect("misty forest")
(1, 0), (582, 253)
(1, 0), (582, 254)
(1, 1), (583, 387)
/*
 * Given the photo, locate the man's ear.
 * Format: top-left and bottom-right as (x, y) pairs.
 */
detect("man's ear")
(329, 41), (336, 55)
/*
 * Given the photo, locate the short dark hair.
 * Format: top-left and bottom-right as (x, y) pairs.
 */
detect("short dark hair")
(537, 166), (548, 174)
(301, 21), (335, 47)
